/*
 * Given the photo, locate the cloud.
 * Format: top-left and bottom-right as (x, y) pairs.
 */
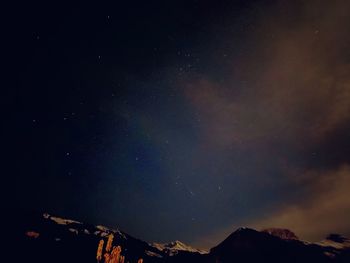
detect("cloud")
(192, 165), (350, 249)
(184, 0), (350, 150)
(186, 0), (350, 249)
(248, 165), (350, 241)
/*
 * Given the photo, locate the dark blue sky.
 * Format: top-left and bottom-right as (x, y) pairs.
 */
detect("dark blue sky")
(10, 0), (350, 249)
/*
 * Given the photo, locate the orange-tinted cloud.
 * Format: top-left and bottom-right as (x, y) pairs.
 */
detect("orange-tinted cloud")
(186, 0), (350, 249)
(184, 0), (350, 150)
(249, 165), (350, 241)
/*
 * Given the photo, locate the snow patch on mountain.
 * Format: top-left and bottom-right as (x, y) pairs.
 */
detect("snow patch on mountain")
(45, 214), (82, 225)
(96, 225), (127, 239)
(96, 225), (110, 232)
(68, 228), (79, 235)
(145, 250), (163, 258)
(43, 213), (127, 239)
(151, 240), (208, 256)
(317, 234), (350, 250)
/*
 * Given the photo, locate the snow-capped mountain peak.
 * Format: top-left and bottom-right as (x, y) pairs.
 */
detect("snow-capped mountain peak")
(50, 216), (82, 226)
(151, 240), (208, 256)
(42, 213), (127, 239)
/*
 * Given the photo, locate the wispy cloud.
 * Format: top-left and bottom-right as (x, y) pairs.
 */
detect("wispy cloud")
(186, 0), (350, 249)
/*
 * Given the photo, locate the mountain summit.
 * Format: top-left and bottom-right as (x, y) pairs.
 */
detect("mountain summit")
(152, 240), (208, 256)
(262, 228), (299, 240)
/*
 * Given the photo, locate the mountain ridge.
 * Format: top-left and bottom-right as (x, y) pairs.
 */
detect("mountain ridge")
(16, 212), (350, 263)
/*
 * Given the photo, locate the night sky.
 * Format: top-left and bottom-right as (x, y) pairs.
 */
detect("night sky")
(10, 0), (350, 249)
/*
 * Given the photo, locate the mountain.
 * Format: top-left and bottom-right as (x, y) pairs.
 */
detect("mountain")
(14, 212), (208, 263)
(262, 228), (299, 240)
(151, 240), (208, 256)
(14, 212), (350, 263)
(210, 227), (350, 263)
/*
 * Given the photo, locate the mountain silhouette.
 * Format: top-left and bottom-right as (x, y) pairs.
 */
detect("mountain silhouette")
(13, 212), (350, 263)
